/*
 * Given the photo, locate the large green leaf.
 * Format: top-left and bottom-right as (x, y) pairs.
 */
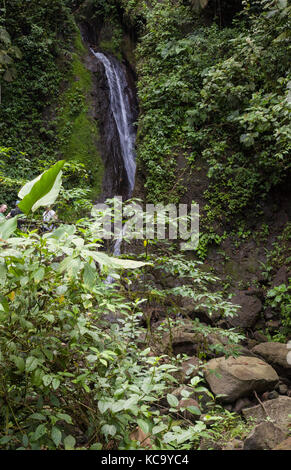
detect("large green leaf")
(0, 217), (17, 240)
(3, 68), (13, 82)
(18, 160), (65, 215)
(0, 52), (13, 65)
(31, 172), (62, 212)
(0, 27), (11, 46)
(88, 251), (150, 270)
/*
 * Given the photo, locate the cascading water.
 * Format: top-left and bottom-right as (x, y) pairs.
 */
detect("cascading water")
(91, 50), (136, 197)
(90, 49), (137, 257)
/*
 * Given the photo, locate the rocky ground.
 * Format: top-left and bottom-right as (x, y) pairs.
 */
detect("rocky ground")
(137, 333), (291, 450)
(129, 251), (291, 450)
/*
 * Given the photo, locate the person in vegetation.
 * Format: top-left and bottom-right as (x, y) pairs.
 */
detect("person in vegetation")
(42, 206), (58, 232)
(6, 200), (26, 229)
(6, 200), (22, 219)
(0, 204), (7, 219)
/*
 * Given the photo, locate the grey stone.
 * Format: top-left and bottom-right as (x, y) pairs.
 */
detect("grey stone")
(243, 422), (286, 450)
(178, 398), (201, 421)
(222, 439), (244, 450)
(180, 356), (200, 382)
(271, 266), (288, 288)
(160, 320), (226, 356)
(253, 331), (269, 343)
(204, 356), (279, 403)
(252, 342), (291, 378)
(279, 384), (288, 395)
(273, 437), (291, 450)
(228, 292), (262, 328)
(242, 396), (291, 432)
(233, 397), (253, 414)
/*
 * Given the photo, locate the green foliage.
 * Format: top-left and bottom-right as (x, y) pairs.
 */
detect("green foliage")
(0, 216), (17, 240)
(0, 177), (242, 450)
(147, 254), (239, 320)
(0, 214), (228, 450)
(0, 2), (103, 218)
(0, 26), (22, 82)
(18, 160), (65, 215)
(0, 147), (34, 207)
(265, 220), (291, 269)
(0, 0), (75, 159)
(129, 0), (290, 224)
(267, 283), (291, 339)
(199, 405), (255, 448)
(0, 224), (158, 450)
(56, 31), (104, 201)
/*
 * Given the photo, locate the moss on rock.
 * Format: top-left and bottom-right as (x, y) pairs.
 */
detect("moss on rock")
(57, 31), (104, 201)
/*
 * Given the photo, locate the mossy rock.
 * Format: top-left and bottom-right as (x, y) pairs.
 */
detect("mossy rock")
(57, 31), (104, 201)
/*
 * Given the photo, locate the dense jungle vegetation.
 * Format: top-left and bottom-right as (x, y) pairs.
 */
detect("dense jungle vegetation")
(0, 0), (290, 451)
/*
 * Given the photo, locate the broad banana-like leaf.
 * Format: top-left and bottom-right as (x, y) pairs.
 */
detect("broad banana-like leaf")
(0, 217), (17, 240)
(0, 27), (11, 46)
(0, 52), (13, 65)
(3, 67), (16, 82)
(18, 160), (65, 214)
(89, 251), (150, 270)
(31, 172), (62, 212)
(108, 257), (150, 269)
(9, 45), (22, 59)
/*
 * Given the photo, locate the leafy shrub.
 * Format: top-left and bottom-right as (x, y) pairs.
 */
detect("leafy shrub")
(0, 165), (245, 449)
(129, 0), (290, 224)
(266, 283), (291, 339)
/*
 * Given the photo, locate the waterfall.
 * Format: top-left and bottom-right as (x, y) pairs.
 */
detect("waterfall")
(90, 50), (137, 261)
(91, 50), (136, 196)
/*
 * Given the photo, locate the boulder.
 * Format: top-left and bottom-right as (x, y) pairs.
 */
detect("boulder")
(199, 438), (223, 450)
(170, 385), (210, 411)
(179, 356), (200, 383)
(178, 397), (201, 421)
(233, 397), (253, 414)
(242, 396), (291, 432)
(181, 298), (221, 324)
(222, 439), (244, 450)
(253, 331), (269, 343)
(204, 356), (279, 403)
(159, 320), (226, 356)
(170, 385), (196, 401)
(130, 427), (152, 448)
(271, 266), (288, 288)
(228, 292), (262, 328)
(243, 422), (286, 450)
(278, 383), (288, 395)
(252, 342), (291, 378)
(273, 437), (291, 450)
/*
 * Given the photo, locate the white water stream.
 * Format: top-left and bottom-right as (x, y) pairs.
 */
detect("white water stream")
(91, 50), (137, 266)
